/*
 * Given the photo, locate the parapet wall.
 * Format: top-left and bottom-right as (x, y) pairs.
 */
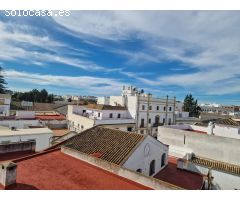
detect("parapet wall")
(61, 146), (181, 190)
(158, 127), (240, 165)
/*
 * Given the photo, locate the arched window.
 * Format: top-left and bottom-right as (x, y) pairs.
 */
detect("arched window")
(109, 113), (113, 118)
(117, 113), (121, 118)
(149, 160), (156, 176)
(161, 153), (166, 167)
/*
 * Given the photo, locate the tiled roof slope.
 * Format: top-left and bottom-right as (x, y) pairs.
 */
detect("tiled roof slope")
(191, 155), (240, 176)
(196, 118), (240, 127)
(64, 126), (145, 165)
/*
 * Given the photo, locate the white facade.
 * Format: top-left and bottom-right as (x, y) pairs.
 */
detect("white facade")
(67, 105), (135, 132)
(0, 127), (53, 151)
(0, 94), (11, 117)
(97, 86), (176, 137)
(0, 119), (41, 129)
(15, 111), (35, 119)
(97, 97), (110, 105)
(164, 123), (240, 140)
(178, 157), (240, 190)
(123, 135), (169, 176)
(39, 119), (67, 129)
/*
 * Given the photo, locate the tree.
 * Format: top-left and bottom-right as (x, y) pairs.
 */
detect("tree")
(0, 66), (7, 93)
(47, 94), (54, 103)
(40, 89), (48, 103)
(183, 94), (202, 117)
(12, 89), (55, 103)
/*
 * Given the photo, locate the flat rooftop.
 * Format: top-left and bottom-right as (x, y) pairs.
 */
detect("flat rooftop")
(154, 156), (204, 190)
(5, 149), (151, 190)
(0, 127), (53, 136)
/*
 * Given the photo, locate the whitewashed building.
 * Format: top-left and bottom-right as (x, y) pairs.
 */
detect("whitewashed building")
(0, 94), (11, 117)
(64, 126), (169, 177)
(67, 104), (135, 132)
(0, 126), (53, 152)
(97, 86), (176, 137)
(157, 125), (240, 189)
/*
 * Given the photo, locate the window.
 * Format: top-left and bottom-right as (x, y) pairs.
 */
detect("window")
(142, 105), (145, 110)
(168, 118), (171, 125)
(127, 127), (133, 132)
(148, 118), (151, 124)
(149, 105), (152, 110)
(140, 130), (144, 134)
(98, 112), (100, 117)
(163, 118), (165, 124)
(161, 153), (166, 167)
(136, 169), (142, 173)
(117, 113), (121, 118)
(157, 106), (159, 110)
(169, 107), (172, 111)
(149, 160), (156, 176)
(164, 106), (166, 111)
(109, 113), (113, 118)
(140, 119), (144, 127)
(155, 115), (160, 124)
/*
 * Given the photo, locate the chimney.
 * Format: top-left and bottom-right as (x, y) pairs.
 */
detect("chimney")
(0, 162), (17, 189)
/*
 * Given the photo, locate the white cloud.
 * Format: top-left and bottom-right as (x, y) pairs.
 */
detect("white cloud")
(4, 69), (125, 95)
(53, 11), (240, 95)
(0, 21), (119, 72)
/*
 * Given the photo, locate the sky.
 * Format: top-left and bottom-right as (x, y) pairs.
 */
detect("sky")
(0, 11), (240, 105)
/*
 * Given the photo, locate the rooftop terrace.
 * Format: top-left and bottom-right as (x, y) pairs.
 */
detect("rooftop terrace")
(2, 149), (151, 190)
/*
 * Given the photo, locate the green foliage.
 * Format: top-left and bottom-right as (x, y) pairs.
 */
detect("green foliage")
(12, 89), (55, 103)
(0, 66), (7, 93)
(183, 94), (202, 117)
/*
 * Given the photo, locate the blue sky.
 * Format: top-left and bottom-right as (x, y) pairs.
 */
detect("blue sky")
(0, 11), (240, 105)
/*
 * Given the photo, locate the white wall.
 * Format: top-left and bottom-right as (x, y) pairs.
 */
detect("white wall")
(0, 120), (41, 129)
(16, 111), (35, 119)
(109, 96), (125, 106)
(123, 135), (169, 176)
(97, 97), (110, 105)
(126, 96), (137, 118)
(213, 125), (240, 139)
(178, 159), (240, 190)
(101, 110), (131, 120)
(0, 105), (10, 116)
(158, 126), (240, 165)
(0, 129), (53, 151)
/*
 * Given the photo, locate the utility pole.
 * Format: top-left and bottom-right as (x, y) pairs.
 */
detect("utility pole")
(135, 92), (140, 133)
(146, 93), (151, 135)
(165, 95), (168, 125)
(173, 96), (176, 125)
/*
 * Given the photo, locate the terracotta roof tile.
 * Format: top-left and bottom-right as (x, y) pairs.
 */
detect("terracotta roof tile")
(191, 155), (240, 175)
(64, 126), (145, 165)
